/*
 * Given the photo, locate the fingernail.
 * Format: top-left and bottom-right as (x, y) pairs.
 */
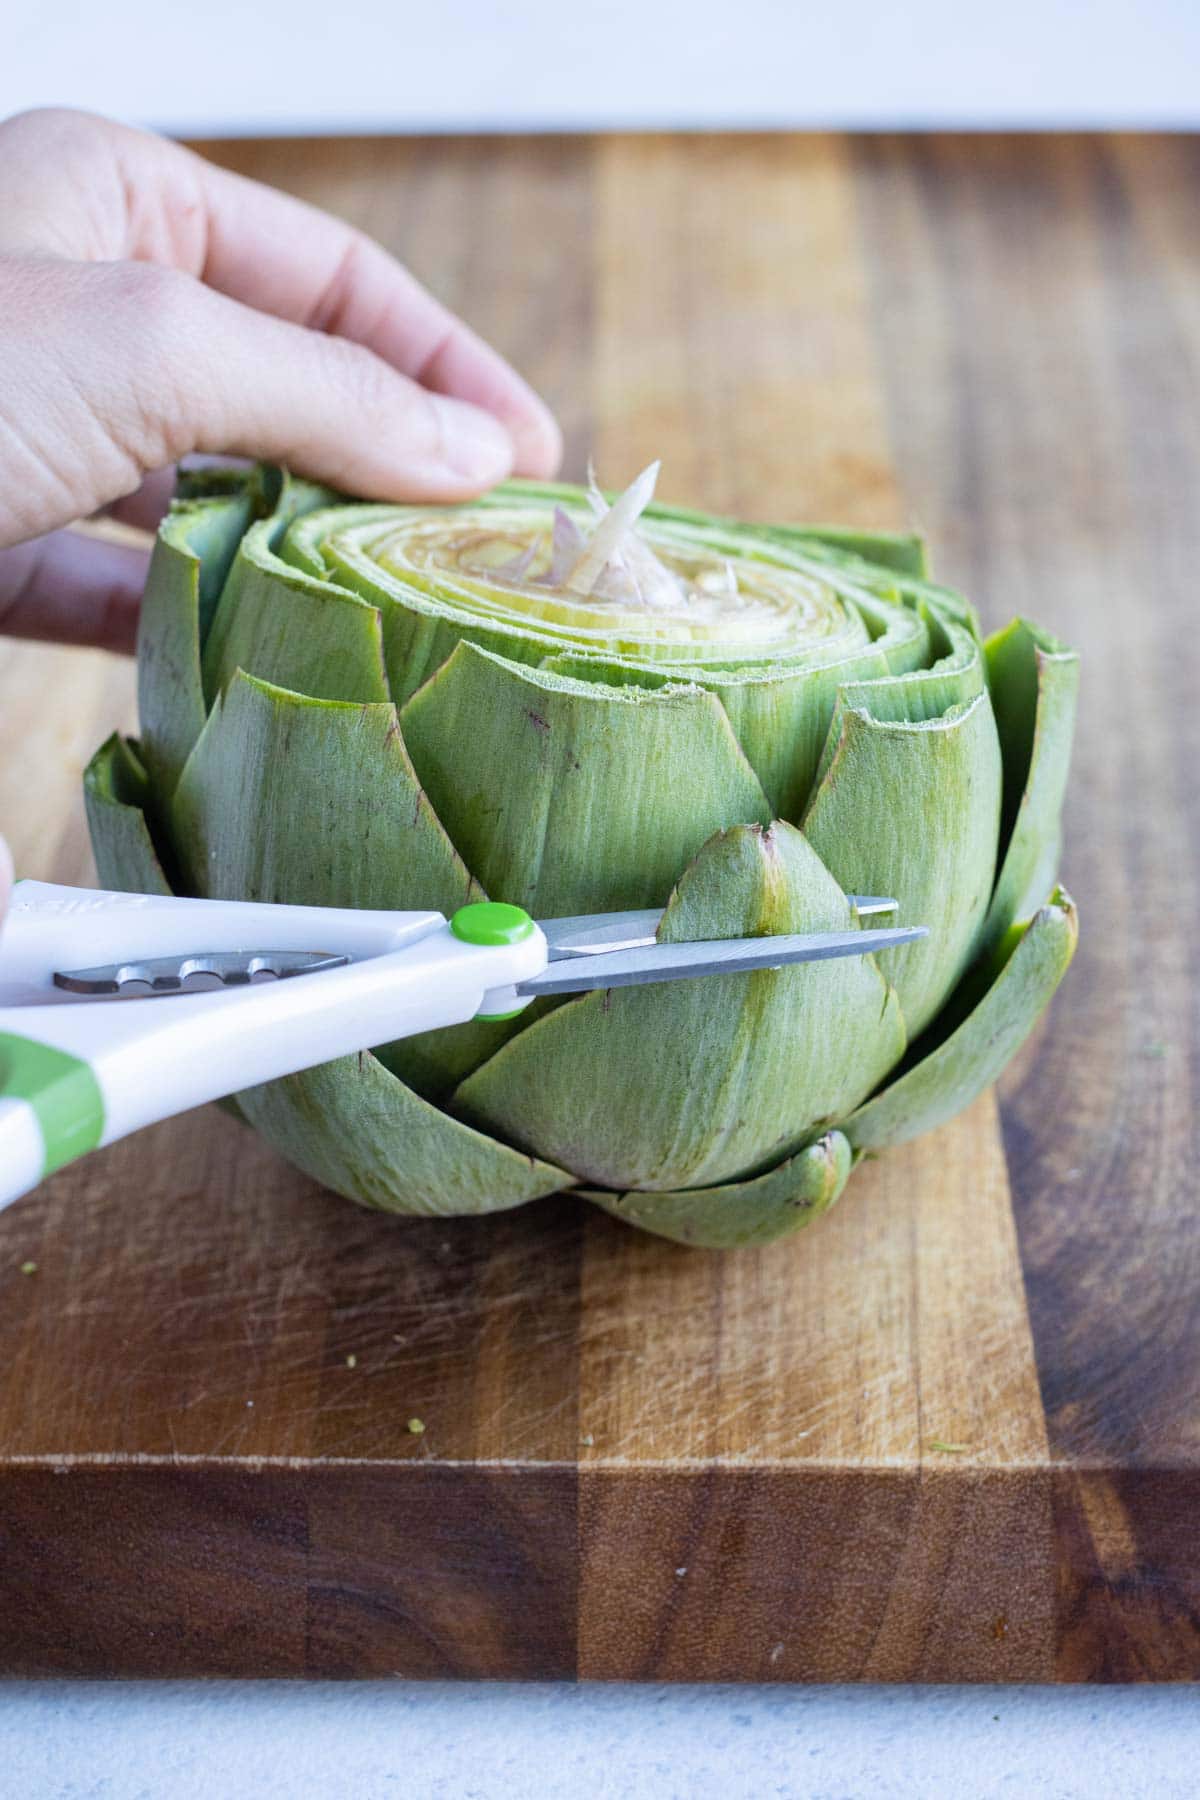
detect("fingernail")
(440, 403), (513, 484)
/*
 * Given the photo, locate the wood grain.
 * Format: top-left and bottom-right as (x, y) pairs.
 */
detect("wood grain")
(0, 132), (1196, 1681)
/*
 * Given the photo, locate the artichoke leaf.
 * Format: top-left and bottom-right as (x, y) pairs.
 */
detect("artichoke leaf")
(85, 716), (564, 1207)
(453, 821), (905, 1193)
(202, 517), (388, 707)
(374, 575), (565, 707)
(168, 669), (478, 913)
(827, 610), (985, 741)
(584, 1129), (853, 1249)
(137, 482), (258, 795)
(761, 524), (929, 579)
(167, 669), (507, 1097)
(677, 647), (899, 825)
(979, 618), (1080, 956)
(236, 1054), (571, 1218)
(844, 886), (1078, 1152)
(535, 585), (935, 824)
(282, 505), (552, 706)
(376, 1013), (536, 1108)
(84, 732), (241, 1122)
(541, 642), (894, 822)
(803, 688), (1003, 1037)
(84, 735), (174, 898)
(399, 640), (773, 919)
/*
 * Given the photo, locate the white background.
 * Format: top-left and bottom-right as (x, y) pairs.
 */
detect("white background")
(3, 0), (1199, 134)
(4, 4), (1200, 1793)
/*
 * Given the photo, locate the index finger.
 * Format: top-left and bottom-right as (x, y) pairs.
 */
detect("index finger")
(189, 151), (563, 479)
(0, 110), (562, 479)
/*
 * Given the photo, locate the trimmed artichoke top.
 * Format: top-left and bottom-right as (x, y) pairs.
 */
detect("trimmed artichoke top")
(85, 459), (1078, 1248)
(363, 460), (845, 650)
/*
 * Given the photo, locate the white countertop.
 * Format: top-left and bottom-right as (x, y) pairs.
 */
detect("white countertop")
(2, 1681), (1199, 1798)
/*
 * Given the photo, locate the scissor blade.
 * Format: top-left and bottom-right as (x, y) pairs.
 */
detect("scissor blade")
(54, 949), (348, 998)
(541, 896), (899, 961)
(541, 910), (664, 960)
(519, 924), (927, 996)
(843, 896), (900, 919)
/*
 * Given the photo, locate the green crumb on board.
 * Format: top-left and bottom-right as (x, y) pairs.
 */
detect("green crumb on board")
(1141, 1040), (1169, 1059)
(407, 1417), (426, 1435)
(927, 1438), (972, 1455)
(579, 1433), (595, 1447)
(19, 1261), (38, 1276)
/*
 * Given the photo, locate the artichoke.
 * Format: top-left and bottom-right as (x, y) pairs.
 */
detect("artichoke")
(84, 462), (1078, 1248)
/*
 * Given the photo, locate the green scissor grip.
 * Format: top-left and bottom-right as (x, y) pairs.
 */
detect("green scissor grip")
(0, 1033), (105, 1176)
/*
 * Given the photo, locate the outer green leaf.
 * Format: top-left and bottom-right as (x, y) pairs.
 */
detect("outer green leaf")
(541, 643), (895, 823)
(276, 499), (386, 577)
(763, 523), (929, 578)
(980, 619), (1079, 955)
(538, 589), (934, 823)
(83, 732), (244, 1124)
(136, 483), (257, 795)
(84, 735), (173, 897)
(168, 670), (477, 912)
(584, 1129), (853, 1248)
(829, 611), (984, 738)
(373, 1015), (531, 1108)
(844, 886), (1078, 1152)
(136, 468), (342, 794)
(803, 690), (1003, 1037)
(317, 526), (568, 706)
(86, 697), (561, 1206)
(236, 1054), (571, 1217)
(695, 648), (894, 823)
(168, 670), (498, 1098)
(454, 821), (905, 1192)
(400, 641), (773, 918)
(202, 517), (388, 706)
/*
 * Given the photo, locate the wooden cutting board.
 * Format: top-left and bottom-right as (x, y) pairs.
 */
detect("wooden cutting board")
(1, 132), (1196, 1682)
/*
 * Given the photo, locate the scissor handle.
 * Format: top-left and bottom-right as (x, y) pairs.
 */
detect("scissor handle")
(0, 1032), (106, 1201)
(0, 887), (547, 1209)
(0, 881), (448, 995)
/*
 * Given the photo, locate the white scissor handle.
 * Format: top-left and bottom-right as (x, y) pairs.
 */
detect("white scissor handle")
(0, 883), (547, 1209)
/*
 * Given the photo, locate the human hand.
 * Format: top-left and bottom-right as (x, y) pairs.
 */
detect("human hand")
(0, 108), (562, 652)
